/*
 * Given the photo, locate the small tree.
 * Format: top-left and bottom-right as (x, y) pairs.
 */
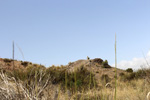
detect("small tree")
(126, 68), (133, 73)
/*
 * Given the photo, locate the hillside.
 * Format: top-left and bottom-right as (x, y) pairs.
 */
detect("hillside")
(0, 58), (150, 100)
(0, 58), (125, 81)
(65, 58), (126, 85)
(0, 58), (45, 70)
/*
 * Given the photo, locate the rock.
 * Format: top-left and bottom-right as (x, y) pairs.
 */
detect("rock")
(105, 83), (112, 88)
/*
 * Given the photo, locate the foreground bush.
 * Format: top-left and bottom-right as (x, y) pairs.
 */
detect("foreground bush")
(121, 68), (150, 81)
(46, 66), (97, 93)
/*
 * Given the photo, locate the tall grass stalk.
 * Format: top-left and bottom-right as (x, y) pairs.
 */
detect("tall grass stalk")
(88, 71), (92, 100)
(35, 70), (38, 99)
(12, 41), (14, 70)
(93, 76), (97, 100)
(74, 68), (77, 100)
(80, 88), (84, 100)
(65, 71), (68, 100)
(114, 33), (117, 100)
(12, 41), (21, 100)
(57, 84), (61, 100)
(89, 71), (91, 89)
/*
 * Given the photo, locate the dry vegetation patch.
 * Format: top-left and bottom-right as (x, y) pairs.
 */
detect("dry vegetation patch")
(0, 58), (150, 100)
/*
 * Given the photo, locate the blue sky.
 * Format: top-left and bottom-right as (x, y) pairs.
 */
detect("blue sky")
(0, 0), (150, 69)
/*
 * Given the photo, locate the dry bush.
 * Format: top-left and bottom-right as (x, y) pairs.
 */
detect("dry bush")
(0, 68), (51, 100)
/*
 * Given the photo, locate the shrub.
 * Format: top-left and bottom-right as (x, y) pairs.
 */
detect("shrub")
(135, 69), (147, 78)
(46, 66), (97, 92)
(103, 60), (108, 65)
(128, 73), (136, 80)
(121, 73), (136, 81)
(93, 58), (103, 64)
(119, 72), (125, 76)
(121, 69), (150, 81)
(102, 60), (111, 68)
(21, 61), (28, 66)
(3, 58), (13, 63)
(7, 65), (46, 81)
(126, 68), (133, 73)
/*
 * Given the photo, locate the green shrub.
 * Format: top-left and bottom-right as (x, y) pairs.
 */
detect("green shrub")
(134, 69), (147, 78)
(121, 69), (150, 81)
(103, 60), (108, 65)
(102, 60), (111, 68)
(121, 72), (136, 81)
(46, 66), (97, 92)
(126, 68), (133, 73)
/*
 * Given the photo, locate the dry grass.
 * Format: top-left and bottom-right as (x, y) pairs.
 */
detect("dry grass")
(0, 66), (150, 100)
(0, 56), (150, 100)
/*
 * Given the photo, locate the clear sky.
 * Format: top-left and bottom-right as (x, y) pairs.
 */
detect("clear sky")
(0, 0), (150, 70)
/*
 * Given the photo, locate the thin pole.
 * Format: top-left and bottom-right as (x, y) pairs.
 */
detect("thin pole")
(114, 33), (117, 100)
(12, 41), (21, 100)
(13, 41), (14, 70)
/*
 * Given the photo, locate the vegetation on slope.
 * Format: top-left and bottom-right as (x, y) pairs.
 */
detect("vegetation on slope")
(0, 58), (150, 100)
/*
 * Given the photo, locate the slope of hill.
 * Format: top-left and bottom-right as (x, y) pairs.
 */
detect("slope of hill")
(0, 58), (126, 89)
(0, 58), (45, 70)
(0, 58), (125, 80)
(1, 57), (149, 100)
